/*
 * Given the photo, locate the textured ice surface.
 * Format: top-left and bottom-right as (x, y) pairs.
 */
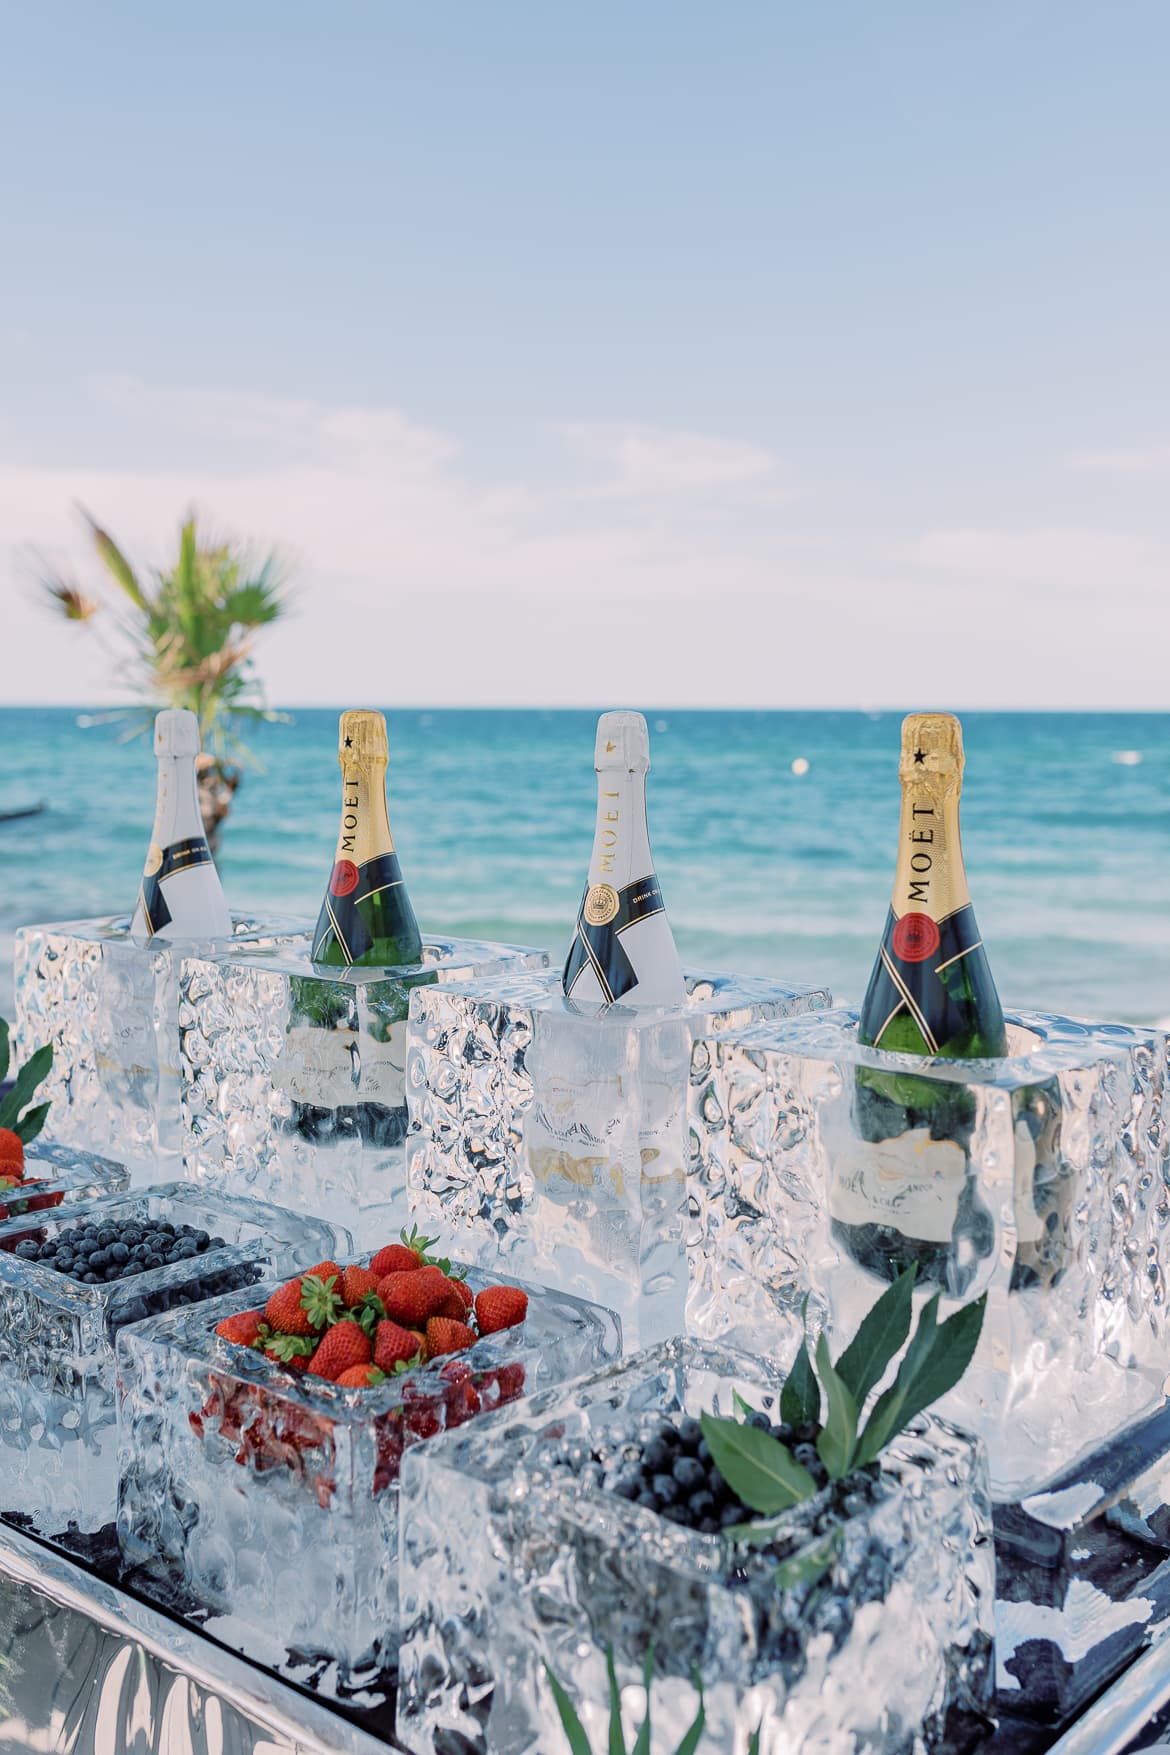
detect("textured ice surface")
(689, 1007), (1170, 1496)
(406, 968), (830, 1349)
(0, 1140), (128, 1224)
(180, 936), (549, 1236)
(396, 1336), (994, 1755)
(0, 1184), (349, 1537)
(116, 1265), (620, 1698)
(993, 1398), (1170, 1721)
(14, 912), (309, 1181)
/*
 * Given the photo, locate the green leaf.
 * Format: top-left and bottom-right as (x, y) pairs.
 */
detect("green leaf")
(731, 1388), (754, 1418)
(0, 1019), (9, 1086)
(699, 1412), (819, 1515)
(856, 1293), (987, 1467)
(606, 1644), (627, 1755)
(773, 1525), (843, 1591)
(780, 1337), (821, 1427)
(672, 1672), (705, 1755)
(0, 1043), (53, 1132)
(81, 506), (151, 612)
(814, 1333), (858, 1480)
(630, 1643), (655, 1755)
(747, 1728), (762, 1755)
(833, 1265), (916, 1409)
(544, 1663), (593, 1755)
(15, 1102), (50, 1145)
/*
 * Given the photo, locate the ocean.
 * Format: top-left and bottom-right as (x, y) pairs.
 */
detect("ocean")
(0, 707), (1166, 1026)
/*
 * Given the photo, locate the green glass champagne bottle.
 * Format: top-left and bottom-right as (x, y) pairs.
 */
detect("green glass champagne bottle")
(311, 709), (423, 969)
(830, 712), (1008, 1292)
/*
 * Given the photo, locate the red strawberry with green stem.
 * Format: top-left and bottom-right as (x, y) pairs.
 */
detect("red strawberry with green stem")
(474, 1286), (529, 1336)
(307, 1319), (372, 1382)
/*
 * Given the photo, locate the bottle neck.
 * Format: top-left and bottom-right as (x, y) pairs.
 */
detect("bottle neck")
(587, 769), (654, 891)
(334, 758), (395, 865)
(151, 754), (206, 849)
(890, 780), (970, 921)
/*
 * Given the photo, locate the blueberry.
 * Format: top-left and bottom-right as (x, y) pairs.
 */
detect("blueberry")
(177, 1241), (198, 1259)
(794, 1443), (819, 1470)
(131, 1243), (152, 1262)
(650, 1473), (679, 1505)
(641, 1437), (673, 1474)
(699, 1517), (719, 1534)
(676, 1417), (703, 1452)
(634, 1489), (660, 1511)
(661, 1504), (691, 1526)
(697, 1439), (712, 1465)
(97, 1229), (117, 1247)
(613, 1475), (640, 1500)
(688, 1490), (716, 1521)
(110, 1243), (130, 1263)
(192, 1230), (210, 1250)
(82, 1272), (101, 1285)
(672, 1456), (706, 1491)
(14, 1240), (39, 1258)
(104, 1264), (121, 1280)
(771, 1423), (795, 1445)
(719, 1501), (746, 1528)
(746, 1411), (771, 1431)
(89, 1251), (108, 1270)
(795, 1422), (820, 1445)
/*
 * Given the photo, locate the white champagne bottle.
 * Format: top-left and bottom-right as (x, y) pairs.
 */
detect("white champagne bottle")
(562, 710), (686, 1008)
(129, 709), (232, 941)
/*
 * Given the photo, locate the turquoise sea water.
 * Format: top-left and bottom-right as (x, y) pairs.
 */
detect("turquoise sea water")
(0, 707), (1166, 1025)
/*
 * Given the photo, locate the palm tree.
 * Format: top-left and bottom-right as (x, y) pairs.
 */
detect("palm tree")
(41, 509), (291, 849)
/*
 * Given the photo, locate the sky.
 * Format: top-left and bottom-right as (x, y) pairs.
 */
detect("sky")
(1, 2), (1167, 709)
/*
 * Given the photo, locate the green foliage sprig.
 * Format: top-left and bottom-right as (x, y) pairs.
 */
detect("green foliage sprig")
(0, 1020), (52, 1144)
(702, 1269), (986, 1548)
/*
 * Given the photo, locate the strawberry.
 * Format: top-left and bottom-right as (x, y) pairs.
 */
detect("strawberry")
(433, 1288), (469, 1320)
(336, 1363), (386, 1389)
(379, 1271), (451, 1328)
(340, 1264), (379, 1308)
(425, 1316), (476, 1357)
(407, 1328), (428, 1362)
(474, 1286), (529, 1336)
(307, 1319), (372, 1382)
(370, 1224), (445, 1278)
(370, 1243), (423, 1276)
(448, 1276), (474, 1313)
(0, 1130), (24, 1177)
(214, 1310), (265, 1348)
(480, 1361), (527, 1406)
(374, 1319), (422, 1373)
(264, 1278), (314, 1337)
(304, 1260), (342, 1285)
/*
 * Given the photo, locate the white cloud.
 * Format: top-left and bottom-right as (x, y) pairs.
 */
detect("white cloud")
(1068, 444), (1170, 479)
(558, 420), (791, 502)
(1, 376), (1167, 708)
(905, 527), (1161, 594)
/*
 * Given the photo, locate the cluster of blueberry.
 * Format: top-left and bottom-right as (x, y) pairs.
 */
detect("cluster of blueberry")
(609, 1412), (832, 1534)
(10, 1218), (229, 1285)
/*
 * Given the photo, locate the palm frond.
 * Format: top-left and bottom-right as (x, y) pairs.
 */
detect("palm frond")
(78, 505), (152, 613)
(40, 574), (100, 622)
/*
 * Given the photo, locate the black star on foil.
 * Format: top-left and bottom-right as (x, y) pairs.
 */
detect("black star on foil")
(913, 748), (926, 764)
(344, 736), (353, 748)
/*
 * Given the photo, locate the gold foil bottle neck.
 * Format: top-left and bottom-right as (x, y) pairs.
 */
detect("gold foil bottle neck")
(338, 709), (389, 766)
(899, 712), (964, 791)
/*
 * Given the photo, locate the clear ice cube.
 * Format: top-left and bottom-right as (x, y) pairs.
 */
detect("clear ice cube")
(689, 1007), (1170, 1497)
(14, 912), (310, 1181)
(396, 1336), (994, 1755)
(0, 1140), (128, 1225)
(0, 1183), (350, 1537)
(406, 968), (830, 1349)
(115, 1263), (620, 1697)
(179, 936), (549, 1236)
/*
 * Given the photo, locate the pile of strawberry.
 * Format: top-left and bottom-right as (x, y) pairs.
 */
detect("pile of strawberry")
(214, 1226), (528, 1389)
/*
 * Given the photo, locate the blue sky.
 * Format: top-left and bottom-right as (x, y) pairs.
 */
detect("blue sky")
(1, 2), (1167, 707)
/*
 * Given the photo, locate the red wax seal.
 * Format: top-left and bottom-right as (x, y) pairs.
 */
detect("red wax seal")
(330, 860), (360, 897)
(891, 912), (940, 963)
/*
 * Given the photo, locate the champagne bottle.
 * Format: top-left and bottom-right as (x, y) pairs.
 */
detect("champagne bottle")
(830, 711), (1007, 1291)
(130, 709), (231, 942)
(311, 709), (423, 970)
(562, 710), (686, 1008)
